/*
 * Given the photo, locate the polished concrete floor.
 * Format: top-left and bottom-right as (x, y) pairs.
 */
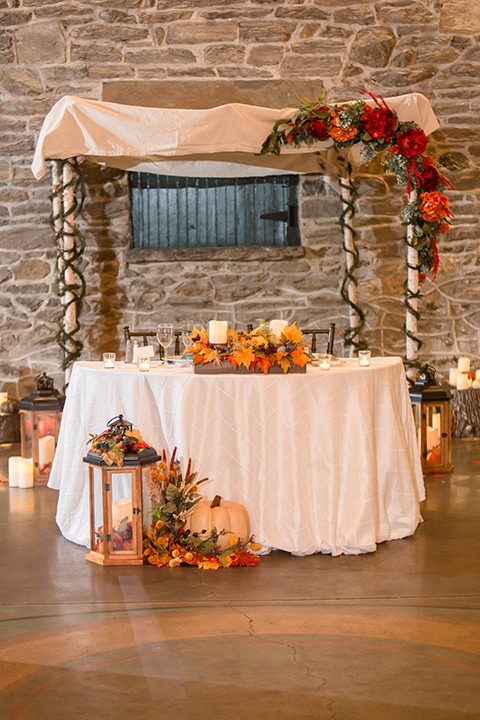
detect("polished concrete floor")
(0, 440), (479, 719)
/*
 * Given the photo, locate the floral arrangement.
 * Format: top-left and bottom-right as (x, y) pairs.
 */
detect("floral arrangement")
(189, 321), (310, 374)
(88, 416), (151, 466)
(143, 448), (261, 568)
(261, 90), (453, 282)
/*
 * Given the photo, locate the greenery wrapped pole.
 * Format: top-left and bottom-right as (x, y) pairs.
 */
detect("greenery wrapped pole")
(338, 163), (367, 356)
(405, 189), (421, 378)
(50, 158), (86, 380)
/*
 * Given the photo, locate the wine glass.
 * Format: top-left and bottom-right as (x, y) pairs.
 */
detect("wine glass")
(181, 320), (194, 366)
(156, 323), (174, 364)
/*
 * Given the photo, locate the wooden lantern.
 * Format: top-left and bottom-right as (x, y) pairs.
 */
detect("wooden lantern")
(83, 415), (161, 566)
(409, 364), (453, 474)
(17, 373), (65, 485)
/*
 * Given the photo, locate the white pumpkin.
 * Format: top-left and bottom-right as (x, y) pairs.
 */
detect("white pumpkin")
(186, 495), (250, 551)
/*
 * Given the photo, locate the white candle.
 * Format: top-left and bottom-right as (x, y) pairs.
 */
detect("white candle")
(417, 427), (440, 453)
(113, 498), (132, 526)
(456, 373), (470, 390)
(476, 370), (480, 383)
(449, 368), (458, 386)
(269, 319), (288, 339)
(208, 320), (228, 344)
(0, 391), (8, 407)
(317, 353), (331, 370)
(432, 413), (442, 432)
(18, 458), (34, 488)
(39, 434), (55, 471)
(458, 357), (470, 373)
(103, 352), (116, 369)
(8, 456), (21, 487)
(473, 380), (480, 389)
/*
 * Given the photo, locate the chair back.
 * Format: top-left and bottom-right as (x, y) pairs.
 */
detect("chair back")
(123, 326), (182, 357)
(303, 323), (336, 355)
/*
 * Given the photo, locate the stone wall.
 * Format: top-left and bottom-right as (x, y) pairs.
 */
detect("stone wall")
(1, 0), (479, 397)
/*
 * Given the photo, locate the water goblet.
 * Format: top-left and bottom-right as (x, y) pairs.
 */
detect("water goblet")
(181, 320), (194, 366)
(156, 323), (174, 364)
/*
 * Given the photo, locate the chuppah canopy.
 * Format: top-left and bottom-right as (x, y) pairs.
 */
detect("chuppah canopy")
(32, 92), (439, 180)
(31, 91), (444, 378)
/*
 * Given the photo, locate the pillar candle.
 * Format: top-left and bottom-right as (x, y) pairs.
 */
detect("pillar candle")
(456, 373), (470, 390)
(449, 368), (458, 386)
(8, 456), (22, 487)
(457, 357), (470, 373)
(113, 498), (133, 527)
(476, 370), (480, 383)
(269, 319), (288, 339)
(0, 391), (8, 407)
(208, 320), (228, 344)
(432, 413), (442, 433)
(18, 458), (34, 488)
(39, 434), (55, 471)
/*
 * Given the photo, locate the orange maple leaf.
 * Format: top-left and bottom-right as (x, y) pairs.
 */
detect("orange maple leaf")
(277, 356), (292, 374)
(255, 357), (272, 374)
(231, 346), (256, 369)
(290, 347), (309, 367)
(283, 322), (303, 345)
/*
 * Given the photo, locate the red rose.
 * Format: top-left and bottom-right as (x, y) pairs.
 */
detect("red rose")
(418, 165), (440, 192)
(395, 127), (428, 159)
(307, 118), (328, 141)
(361, 106), (396, 140)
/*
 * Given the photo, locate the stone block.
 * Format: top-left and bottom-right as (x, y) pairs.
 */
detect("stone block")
(72, 44), (123, 63)
(0, 134), (35, 154)
(12, 260), (51, 281)
(216, 67), (272, 78)
(333, 8), (375, 24)
(376, 1), (436, 25)
(126, 48), (197, 65)
(282, 54), (343, 77)
(202, 8), (269, 20)
(0, 10), (32, 25)
(204, 44), (245, 65)
(17, 21), (66, 65)
(275, 7), (328, 20)
(246, 45), (283, 67)
(32, 3), (93, 18)
(167, 22), (237, 44)
(138, 11), (194, 23)
(239, 21), (296, 43)
(0, 67), (43, 96)
(350, 27), (396, 68)
(440, 0), (480, 32)
(370, 67), (438, 87)
(0, 32), (15, 63)
(70, 23), (149, 42)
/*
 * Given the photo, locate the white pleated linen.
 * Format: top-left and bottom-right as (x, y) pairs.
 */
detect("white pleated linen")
(48, 358), (424, 556)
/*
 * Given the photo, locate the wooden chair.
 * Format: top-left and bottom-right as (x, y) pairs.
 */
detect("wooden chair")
(303, 323), (336, 355)
(123, 326), (182, 358)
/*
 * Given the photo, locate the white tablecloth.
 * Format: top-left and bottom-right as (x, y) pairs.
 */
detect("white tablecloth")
(48, 358), (424, 556)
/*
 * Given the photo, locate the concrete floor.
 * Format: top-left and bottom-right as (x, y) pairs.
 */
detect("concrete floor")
(0, 439), (479, 720)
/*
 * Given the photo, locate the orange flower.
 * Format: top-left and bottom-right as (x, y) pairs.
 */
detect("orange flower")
(329, 109), (358, 142)
(230, 549), (261, 567)
(420, 191), (451, 222)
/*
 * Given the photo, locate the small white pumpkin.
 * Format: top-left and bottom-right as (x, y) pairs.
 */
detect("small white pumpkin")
(186, 495), (250, 551)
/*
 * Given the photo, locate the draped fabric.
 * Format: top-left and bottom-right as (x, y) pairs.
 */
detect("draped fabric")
(32, 92), (439, 179)
(49, 359), (424, 555)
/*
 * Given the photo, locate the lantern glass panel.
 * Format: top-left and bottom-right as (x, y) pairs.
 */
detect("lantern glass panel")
(111, 473), (135, 554)
(22, 411), (33, 459)
(424, 404), (442, 466)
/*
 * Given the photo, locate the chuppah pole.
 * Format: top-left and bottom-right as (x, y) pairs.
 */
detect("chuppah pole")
(339, 164), (362, 357)
(405, 189), (419, 380)
(62, 158), (76, 384)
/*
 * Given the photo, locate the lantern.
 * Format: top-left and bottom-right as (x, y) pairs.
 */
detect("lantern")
(17, 373), (65, 485)
(409, 364), (453, 474)
(83, 415), (161, 566)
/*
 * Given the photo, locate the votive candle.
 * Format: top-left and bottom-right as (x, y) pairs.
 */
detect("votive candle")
(358, 350), (371, 367)
(138, 357), (150, 372)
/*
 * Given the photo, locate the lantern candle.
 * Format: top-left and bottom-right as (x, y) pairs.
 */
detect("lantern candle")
(449, 368), (458, 386)
(432, 413), (442, 433)
(0, 391), (8, 407)
(269, 319), (288, 339)
(18, 458), (34, 488)
(456, 373), (470, 390)
(457, 357), (470, 373)
(208, 320), (228, 344)
(113, 498), (133, 526)
(39, 434), (55, 472)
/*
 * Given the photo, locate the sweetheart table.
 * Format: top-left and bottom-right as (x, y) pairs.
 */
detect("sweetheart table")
(48, 357), (424, 556)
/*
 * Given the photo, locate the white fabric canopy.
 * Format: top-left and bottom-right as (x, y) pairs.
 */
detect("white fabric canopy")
(32, 92), (439, 180)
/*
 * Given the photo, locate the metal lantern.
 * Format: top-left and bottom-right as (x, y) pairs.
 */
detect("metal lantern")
(83, 415), (162, 566)
(17, 372), (65, 485)
(409, 364), (453, 474)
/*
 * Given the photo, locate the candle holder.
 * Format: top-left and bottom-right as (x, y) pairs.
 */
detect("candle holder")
(17, 373), (65, 486)
(317, 353), (332, 370)
(358, 350), (371, 367)
(103, 353), (116, 369)
(138, 357), (150, 372)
